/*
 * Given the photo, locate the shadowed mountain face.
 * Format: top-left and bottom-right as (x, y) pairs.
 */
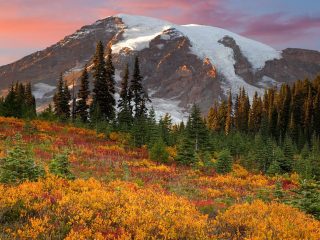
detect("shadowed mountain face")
(0, 14), (319, 120)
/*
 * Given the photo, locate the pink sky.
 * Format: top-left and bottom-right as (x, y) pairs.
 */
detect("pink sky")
(0, 0), (319, 65)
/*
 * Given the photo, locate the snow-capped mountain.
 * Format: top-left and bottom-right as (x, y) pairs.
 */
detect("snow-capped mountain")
(1, 14), (320, 121)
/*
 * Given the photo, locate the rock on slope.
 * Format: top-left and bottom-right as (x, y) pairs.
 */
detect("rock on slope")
(0, 14), (319, 121)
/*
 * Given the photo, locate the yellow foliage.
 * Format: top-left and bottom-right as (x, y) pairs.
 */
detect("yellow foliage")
(211, 200), (320, 240)
(0, 177), (208, 239)
(166, 146), (177, 161)
(109, 131), (119, 141)
(232, 164), (249, 178)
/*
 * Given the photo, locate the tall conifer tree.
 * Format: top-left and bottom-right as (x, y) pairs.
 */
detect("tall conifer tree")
(76, 66), (90, 122)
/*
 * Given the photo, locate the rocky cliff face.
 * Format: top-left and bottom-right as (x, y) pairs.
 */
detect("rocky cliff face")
(0, 14), (319, 121)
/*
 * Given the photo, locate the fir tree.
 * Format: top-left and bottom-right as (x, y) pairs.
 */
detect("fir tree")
(225, 91), (233, 135)
(76, 66), (90, 122)
(91, 41), (114, 121)
(249, 92), (262, 133)
(159, 113), (173, 146)
(215, 149), (233, 174)
(24, 82), (36, 119)
(3, 84), (18, 117)
(176, 135), (196, 165)
(53, 74), (65, 117)
(147, 108), (160, 147)
(129, 56), (150, 118)
(149, 138), (169, 163)
(61, 80), (71, 120)
(117, 64), (132, 130)
(49, 152), (74, 180)
(0, 134), (44, 183)
(207, 101), (220, 132)
(313, 86), (320, 137)
(186, 104), (210, 152)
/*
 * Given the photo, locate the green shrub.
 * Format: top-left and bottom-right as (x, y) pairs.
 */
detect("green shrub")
(215, 149), (232, 174)
(0, 134), (44, 183)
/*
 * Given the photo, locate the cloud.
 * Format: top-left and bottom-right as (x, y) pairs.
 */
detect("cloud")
(0, 0), (319, 65)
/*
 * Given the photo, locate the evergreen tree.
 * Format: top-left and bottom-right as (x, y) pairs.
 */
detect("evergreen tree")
(225, 91), (233, 135)
(38, 104), (56, 121)
(15, 83), (25, 118)
(149, 138), (169, 163)
(0, 134), (43, 183)
(313, 86), (320, 137)
(215, 149), (233, 174)
(282, 136), (294, 173)
(267, 159), (281, 176)
(186, 104), (210, 152)
(91, 41), (114, 121)
(147, 107), (160, 147)
(129, 56), (150, 118)
(76, 66), (90, 122)
(304, 87), (313, 144)
(249, 92), (262, 133)
(61, 80), (71, 120)
(176, 135), (196, 165)
(3, 84), (18, 117)
(159, 113), (173, 146)
(53, 74), (65, 117)
(118, 64), (132, 130)
(277, 84), (291, 141)
(207, 101), (220, 132)
(49, 152), (74, 180)
(24, 82), (37, 119)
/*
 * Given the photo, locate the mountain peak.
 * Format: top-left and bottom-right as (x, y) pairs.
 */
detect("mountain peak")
(0, 14), (319, 122)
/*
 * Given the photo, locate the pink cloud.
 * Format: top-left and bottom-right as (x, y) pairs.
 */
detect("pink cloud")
(0, 0), (319, 65)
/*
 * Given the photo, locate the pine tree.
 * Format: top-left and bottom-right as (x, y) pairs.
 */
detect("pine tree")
(159, 113), (173, 146)
(186, 104), (210, 152)
(24, 82), (37, 119)
(282, 136), (294, 173)
(91, 41), (114, 121)
(118, 64), (132, 130)
(313, 86), (320, 137)
(215, 149), (233, 174)
(225, 91), (233, 135)
(176, 135), (196, 165)
(61, 80), (71, 120)
(76, 66), (90, 122)
(53, 74), (65, 117)
(149, 138), (169, 163)
(3, 84), (18, 117)
(304, 87), (313, 144)
(106, 45), (116, 95)
(0, 134), (44, 183)
(129, 56), (150, 118)
(15, 83), (25, 118)
(147, 107), (160, 147)
(207, 101), (220, 132)
(49, 152), (74, 180)
(277, 84), (291, 141)
(217, 100), (228, 133)
(249, 92), (262, 133)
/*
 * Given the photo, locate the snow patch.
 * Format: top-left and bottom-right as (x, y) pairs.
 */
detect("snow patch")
(258, 76), (281, 88)
(114, 14), (282, 99)
(112, 14), (173, 53)
(156, 44), (164, 49)
(33, 83), (56, 99)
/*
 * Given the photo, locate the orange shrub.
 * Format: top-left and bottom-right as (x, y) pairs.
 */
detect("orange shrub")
(0, 177), (209, 240)
(211, 200), (320, 240)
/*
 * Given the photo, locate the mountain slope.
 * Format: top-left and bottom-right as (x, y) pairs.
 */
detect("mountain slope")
(0, 14), (319, 121)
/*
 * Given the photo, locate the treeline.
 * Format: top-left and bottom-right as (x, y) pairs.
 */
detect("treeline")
(1, 40), (320, 180)
(0, 82), (36, 119)
(43, 41), (151, 146)
(208, 77), (320, 147)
